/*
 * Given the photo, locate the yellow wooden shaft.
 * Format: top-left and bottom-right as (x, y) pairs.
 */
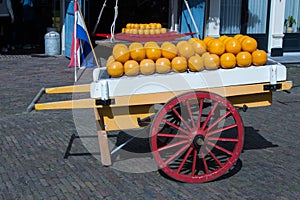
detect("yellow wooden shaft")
(35, 81), (292, 111)
(45, 84), (90, 94)
(35, 98), (95, 110)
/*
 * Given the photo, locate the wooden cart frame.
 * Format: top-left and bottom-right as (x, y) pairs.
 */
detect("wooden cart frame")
(28, 63), (293, 183)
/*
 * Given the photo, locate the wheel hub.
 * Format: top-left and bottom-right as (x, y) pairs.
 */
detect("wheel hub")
(193, 135), (205, 149)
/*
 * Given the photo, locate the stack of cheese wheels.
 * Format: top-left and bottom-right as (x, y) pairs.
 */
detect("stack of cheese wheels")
(106, 35), (267, 77)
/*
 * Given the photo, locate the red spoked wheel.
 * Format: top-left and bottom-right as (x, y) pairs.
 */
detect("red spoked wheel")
(150, 91), (244, 183)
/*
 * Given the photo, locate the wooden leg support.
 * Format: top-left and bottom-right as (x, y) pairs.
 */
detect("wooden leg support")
(97, 130), (112, 166)
(94, 108), (112, 166)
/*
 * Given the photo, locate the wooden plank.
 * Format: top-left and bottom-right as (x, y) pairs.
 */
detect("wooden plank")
(45, 84), (90, 94)
(101, 105), (155, 131)
(229, 92), (272, 108)
(35, 99), (95, 110)
(100, 92), (273, 131)
(96, 81), (290, 108)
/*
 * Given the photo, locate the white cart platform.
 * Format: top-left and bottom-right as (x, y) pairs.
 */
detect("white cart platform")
(91, 61), (287, 99)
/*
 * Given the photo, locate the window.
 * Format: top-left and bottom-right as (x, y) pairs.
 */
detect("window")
(220, 0), (268, 34)
(247, 0), (268, 34)
(284, 0), (300, 32)
(220, 0), (242, 34)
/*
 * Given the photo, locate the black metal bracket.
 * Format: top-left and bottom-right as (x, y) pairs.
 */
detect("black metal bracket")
(95, 99), (114, 106)
(236, 104), (248, 112)
(137, 114), (155, 126)
(263, 84), (282, 91)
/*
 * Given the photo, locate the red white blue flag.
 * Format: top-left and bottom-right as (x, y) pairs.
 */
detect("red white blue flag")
(69, 1), (95, 68)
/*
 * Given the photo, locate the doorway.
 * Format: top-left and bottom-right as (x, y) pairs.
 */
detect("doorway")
(89, 0), (169, 35)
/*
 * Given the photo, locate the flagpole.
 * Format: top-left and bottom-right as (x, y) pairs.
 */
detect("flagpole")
(77, 2), (100, 68)
(74, 0), (78, 82)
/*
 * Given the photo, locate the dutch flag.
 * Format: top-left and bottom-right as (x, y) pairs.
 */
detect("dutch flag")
(69, 1), (95, 69)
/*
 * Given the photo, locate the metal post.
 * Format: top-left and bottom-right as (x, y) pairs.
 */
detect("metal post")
(74, 0), (78, 82)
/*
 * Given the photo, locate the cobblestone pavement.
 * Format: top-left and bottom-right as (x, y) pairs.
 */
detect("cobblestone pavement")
(0, 55), (299, 199)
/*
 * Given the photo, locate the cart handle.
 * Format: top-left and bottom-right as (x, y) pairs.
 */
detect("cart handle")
(26, 87), (46, 112)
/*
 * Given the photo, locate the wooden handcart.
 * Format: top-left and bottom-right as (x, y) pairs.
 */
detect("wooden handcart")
(28, 60), (292, 183)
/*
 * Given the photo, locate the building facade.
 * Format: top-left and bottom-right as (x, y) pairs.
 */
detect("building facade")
(59, 0), (300, 57)
(198, 0), (300, 54)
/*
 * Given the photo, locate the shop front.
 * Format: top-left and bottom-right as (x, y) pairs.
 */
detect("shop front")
(205, 0), (300, 54)
(219, 0), (271, 51)
(59, 0), (299, 57)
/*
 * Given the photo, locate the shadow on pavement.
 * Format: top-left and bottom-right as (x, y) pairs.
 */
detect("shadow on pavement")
(243, 126), (278, 151)
(64, 126), (278, 158)
(63, 126), (278, 182)
(63, 134), (100, 159)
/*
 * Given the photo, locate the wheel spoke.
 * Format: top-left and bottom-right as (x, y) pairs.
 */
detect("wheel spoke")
(197, 98), (204, 129)
(177, 147), (194, 173)
(157, 133), (189, 139)
(206, 146), (223, 167)
(158, 140), (189, 152)
(172, 107), (193, 132)
(164, 143), (191, 166)
(170, 118), (179, 124)
(206, 111), (231, 132)
(208, 137), (239, 142)
(192, 149), (197, 176)
(206, 124), (238, 137)
(185, 100), (196, 129)
(207, 141), (233, 156)
(162, 119), (190, 136)
(201, 102), (218, 130)
(201, 152), (209, 174)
